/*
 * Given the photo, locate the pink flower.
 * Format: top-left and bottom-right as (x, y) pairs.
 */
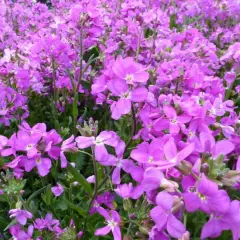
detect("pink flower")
(9, 209), (32, 225)
(22, 154), (52, 177)
(76, 131), (119, 161)
(10, 224), (34, 240)
(108, 79), (148, 120)
(154, 106), (191, 135)
(131, 137), (194, 170)
(51, 183), (64, 197)
(95, 208), (121, 240)
(60, 135), (78, 168)
(112, 57), (149, 84)
(150, 191), (186, 239)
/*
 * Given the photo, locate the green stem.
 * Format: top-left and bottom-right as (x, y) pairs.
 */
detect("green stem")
(82, 146), (99, 231)
(126, 105), (137, 150)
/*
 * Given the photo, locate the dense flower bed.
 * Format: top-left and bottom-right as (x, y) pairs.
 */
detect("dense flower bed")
(0, 0), (240, 239)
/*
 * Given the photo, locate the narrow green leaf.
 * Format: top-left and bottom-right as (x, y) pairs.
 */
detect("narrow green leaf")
(67, 164), (93, 196)
(63, 198), (86, 217)
(26, 185), (50, 207)
(4, 219), (17, 231)
(73, 94), (78, 117)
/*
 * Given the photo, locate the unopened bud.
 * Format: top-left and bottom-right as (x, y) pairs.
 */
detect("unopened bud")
(178, 231), (190, 240)
(139, 227), (149, 235)
(177, 160), (193, 175)
(129, 213), (135, 219)
(73, 181), (79, 186)
(171, 197), (184, 213)
(161, 179), (179, 192)
(123, 235), (133, 240)
(70, 162), (76, 167)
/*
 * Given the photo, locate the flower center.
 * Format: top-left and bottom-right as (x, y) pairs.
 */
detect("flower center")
(197, 192), (207, 201)
(125, 74), (134, 83)
(95, 137), (104, 145)
(26, 144), (33, 150)
(107, 219), (117, 229)
(121, 91), (131, 99)
(148, 156), (154, 163)
(188, 131), (195, 138)
(36, 158), (41, 164)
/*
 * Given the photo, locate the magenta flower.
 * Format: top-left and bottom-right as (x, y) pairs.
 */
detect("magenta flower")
(183, 174), (230, 214)
(201, 200), (240, 239)
(104, 141), (143, 184)
(15, 130), (42, 158)
(24, 154), (52, 177)
(198, 132), (235, 159)
(76, 131), (119, 161)
(142, 167), (178, 193)
(10, 224), (34, 240)
(131, 137), (194, 169)
(34, 213), (60, 231)
(0, 135), (8, 153)
(108, 79), (148, 120)
(51, 183), (64, 197)
(150, 191), (186, 238)
(154, 106), (191, 135)
(60, 135), (78, 168)
(130, 138), (164, 165)
(114, 183), (133, 199)
(95, 208), (121, 240)
(112, 57), (149, 84)
(9, 209), (32, 225)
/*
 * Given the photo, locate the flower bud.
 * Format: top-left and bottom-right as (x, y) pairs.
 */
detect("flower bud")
(123, 235), (133, 240)
(171, 197), (184, 213)
(161, 179), (179, 192)
(139, 227), (149, 235)
(178, 231), (190, 240)
(123, 199), (132, 211)
(177, 160), (193, 175)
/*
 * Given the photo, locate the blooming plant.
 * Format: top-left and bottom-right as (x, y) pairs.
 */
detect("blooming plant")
(0, 0), (239, 239)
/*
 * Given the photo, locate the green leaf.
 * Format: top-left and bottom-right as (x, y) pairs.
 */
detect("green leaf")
(63, 198), (86, 217)
(4, 219), (17, 231)
(170, 14), (177, 29)
(55, 199), (68, 211)
(26, 185), (50, 207)
(42, 185), (53, 206)
(67, 164), (93, 196)
(73, 94), (78, 117)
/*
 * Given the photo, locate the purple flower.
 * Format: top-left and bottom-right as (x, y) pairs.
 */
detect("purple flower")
(154, 106), (191, 135)
(150, 191), (186, 238)
(76, 131), (119, 161)
(183, 174), (230, 214)
(108, 79), (148, 120)
(131, 137), (194, 169)
(104, 141), (143, 184)
(114, 183), (133, 199)
(112, 57), (149, 84)
(60, 135), (78, 168)
(15, 130), (42, 158)
(142, 167), (179, 193)
(9, 209), (32, 225)
(95, 208), (121, 240)
(51, 183), (64, 197)
(10, 224), (34, 240)
(34, 213), (60, 231)
(201, 200), (240, 239)
(23, 154), (52, 177)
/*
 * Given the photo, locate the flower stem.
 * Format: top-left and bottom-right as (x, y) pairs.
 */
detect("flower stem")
(126, 105), (137, 150)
